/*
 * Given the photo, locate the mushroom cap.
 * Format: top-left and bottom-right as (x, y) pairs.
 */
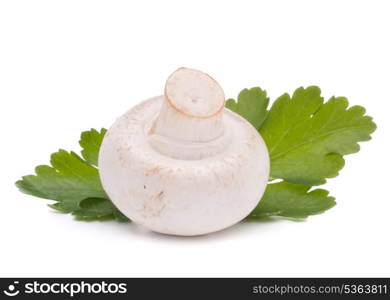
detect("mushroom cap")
(99, 96), (270, 236)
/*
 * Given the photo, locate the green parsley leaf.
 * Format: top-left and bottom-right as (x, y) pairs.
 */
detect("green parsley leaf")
(80, 128), (107, 166)
(259, 86), (376, 185)
(73, 198), (128, 221)
(225, 87), (269, 130)
(16, 129), (129, 221)
(16, 150), (107, 212)
(248, 181), (336, 219)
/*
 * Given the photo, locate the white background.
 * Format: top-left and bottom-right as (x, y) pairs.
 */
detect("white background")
(1, 0), (389, 277)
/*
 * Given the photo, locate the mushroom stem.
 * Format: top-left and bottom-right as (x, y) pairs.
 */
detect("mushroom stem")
(153, 68), (225, 143)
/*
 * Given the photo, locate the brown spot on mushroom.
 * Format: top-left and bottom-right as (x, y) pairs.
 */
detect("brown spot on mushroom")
(141, 190), (167, 219)
(243, 131), (258, 149)
(149, 122), (157, 135)
(145, 166), (163, 176)
(156, 191), (164, 199)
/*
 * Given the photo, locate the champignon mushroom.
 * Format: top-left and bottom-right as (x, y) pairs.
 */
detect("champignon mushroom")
(99, 68), (270, 236)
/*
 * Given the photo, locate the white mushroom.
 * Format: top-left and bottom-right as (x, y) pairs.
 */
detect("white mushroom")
(99, 68), (270, 236)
